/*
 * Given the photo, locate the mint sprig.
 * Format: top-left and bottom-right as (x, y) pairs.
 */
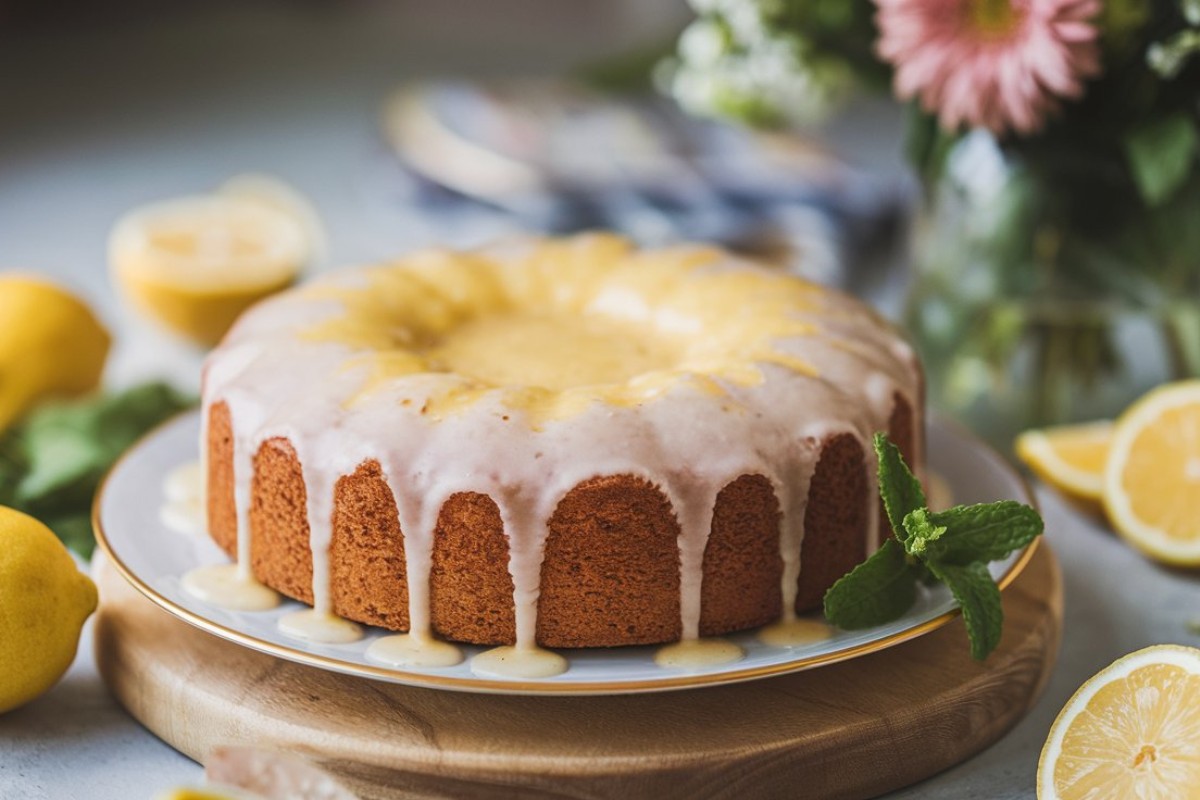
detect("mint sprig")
(0, 381), (195, 557)
(822, 432), (1043, 660)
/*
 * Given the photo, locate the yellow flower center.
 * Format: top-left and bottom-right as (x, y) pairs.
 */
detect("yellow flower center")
(968, 0), (1021, 37)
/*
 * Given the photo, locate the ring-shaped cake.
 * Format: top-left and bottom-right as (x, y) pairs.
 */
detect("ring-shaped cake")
(201, 234), (923, 652)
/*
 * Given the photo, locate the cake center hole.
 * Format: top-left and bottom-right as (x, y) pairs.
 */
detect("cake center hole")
(423, 312), (683, 390)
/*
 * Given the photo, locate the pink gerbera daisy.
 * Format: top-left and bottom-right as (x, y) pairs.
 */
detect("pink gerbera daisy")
(874, 0), (1102, 135)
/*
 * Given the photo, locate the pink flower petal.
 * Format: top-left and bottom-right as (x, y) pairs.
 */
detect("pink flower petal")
(873, 0), (1100, 135)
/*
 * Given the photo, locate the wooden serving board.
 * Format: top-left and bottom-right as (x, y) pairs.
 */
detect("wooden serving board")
(94, 542), (1061, 800)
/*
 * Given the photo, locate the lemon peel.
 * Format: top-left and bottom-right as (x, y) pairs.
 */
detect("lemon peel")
(0, 275), (110, 432)
(0, 505), (98, 713)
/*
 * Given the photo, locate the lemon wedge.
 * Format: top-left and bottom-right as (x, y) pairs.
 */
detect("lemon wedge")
(1102, 380), (1200, 566)
(110, 184), (315, 347)
(1038, 644), (1200, 799)
(1015, 421), (1113, 516)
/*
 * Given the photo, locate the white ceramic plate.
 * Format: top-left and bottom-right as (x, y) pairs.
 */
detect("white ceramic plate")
(95, 411), (1036, 695)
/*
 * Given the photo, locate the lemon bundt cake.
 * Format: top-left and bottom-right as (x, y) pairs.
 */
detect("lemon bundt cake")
(199, 234), (923, 651)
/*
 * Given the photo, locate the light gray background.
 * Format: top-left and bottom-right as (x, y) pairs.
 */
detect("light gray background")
(2, 4), (1198, 797)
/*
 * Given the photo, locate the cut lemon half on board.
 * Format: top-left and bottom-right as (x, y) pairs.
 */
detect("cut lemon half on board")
(1038, 644), (1200, 799)
(1015, 421), (1113, 515)
(110, 180), (317, 347)
(1103, 381), (1200, 566)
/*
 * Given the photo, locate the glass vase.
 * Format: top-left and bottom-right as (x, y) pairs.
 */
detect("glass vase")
(906, 131), (1200, 451)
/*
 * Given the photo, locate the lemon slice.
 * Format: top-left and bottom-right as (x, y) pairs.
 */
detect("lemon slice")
(1038, 644), (1200, 799)
(110, 193), (310, 346)
(1103, 381), (1200, 566)
(1015, 421), (1113, 515)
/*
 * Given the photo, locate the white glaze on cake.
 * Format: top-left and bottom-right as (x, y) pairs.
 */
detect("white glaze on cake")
(197, 235), (923, 672)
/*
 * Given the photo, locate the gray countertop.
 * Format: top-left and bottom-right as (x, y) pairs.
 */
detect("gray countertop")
(3, 5), (1198, 798)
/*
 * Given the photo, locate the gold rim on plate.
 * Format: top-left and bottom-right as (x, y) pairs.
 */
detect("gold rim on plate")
(92, 411), (1039, 695)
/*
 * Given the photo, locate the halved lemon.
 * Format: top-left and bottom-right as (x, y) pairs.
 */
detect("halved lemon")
(1038, 644), (1200, 799)
(110, 185), (314, 347)
(1015, 421), (1113, 516)
(218, 173), (326, 263)
(1103, 381), (1200, 566)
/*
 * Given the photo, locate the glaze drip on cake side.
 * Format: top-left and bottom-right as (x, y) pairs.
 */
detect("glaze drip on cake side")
(198, 235), (923, 665)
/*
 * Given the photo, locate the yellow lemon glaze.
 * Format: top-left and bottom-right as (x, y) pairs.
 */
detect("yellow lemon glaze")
(302, 235), (817, 425)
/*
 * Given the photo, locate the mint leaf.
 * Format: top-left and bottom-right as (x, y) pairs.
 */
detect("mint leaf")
(823, 539), (919, 629)
(16, 416), (107, 502)
(17, 382), (192, 505)
(0, 429), (27, 508)
(39, 513), (97, 559)
(1124, 114), (1199, 206)
(927, 560), (1004, 660)
(873, 431), (925, 541)
(926, 501), (1044, 565)
(2, 381), (195, 555)
(824, 432), (1044, 661)
(902, 507), (947, 557)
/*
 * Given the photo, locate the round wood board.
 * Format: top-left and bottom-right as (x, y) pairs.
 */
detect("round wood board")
(94, 542), (1061, 800)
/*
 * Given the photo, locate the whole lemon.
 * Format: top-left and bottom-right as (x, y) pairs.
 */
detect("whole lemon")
(0, 275), (111, 432)
(0, 506), (98, 713)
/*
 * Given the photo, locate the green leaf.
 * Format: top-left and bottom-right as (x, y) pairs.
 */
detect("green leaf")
(16, 415), (107, 502)
(901, 507), (947, 557)
(4, 381), (195, 555)
(926, 501), (1044, 565)
(903, 103), (961, 185)
(40, 513), (97, 560)
(873, 431), (926, 540)
(1124, 114), (1199, 207)
(0, 428), (27, 508)
(823, 539), (919, 629)
(17, 382), (192, 503)
(823, 433), (1042, 659)
(927, 560), (1004, 660)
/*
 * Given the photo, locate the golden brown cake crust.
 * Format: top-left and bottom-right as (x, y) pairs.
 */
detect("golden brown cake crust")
(206, 387), (922, 648)
(537, 475), (682, 647)
(429, 492), (517, 645)
(699, 474), (782, 637)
